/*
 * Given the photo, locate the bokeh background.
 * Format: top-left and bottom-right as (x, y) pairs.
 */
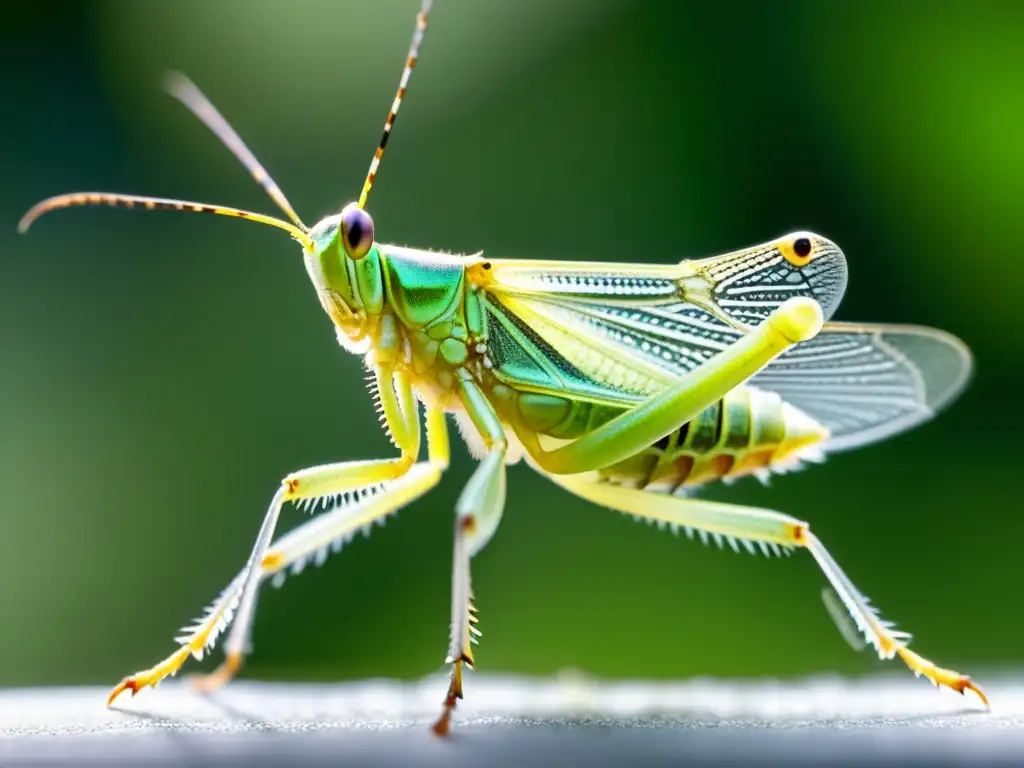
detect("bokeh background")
(1, 0), (1021, 690)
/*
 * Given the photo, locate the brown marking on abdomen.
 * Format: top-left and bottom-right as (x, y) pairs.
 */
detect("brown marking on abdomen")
(685, 454), (736, 486)
(597, 387), (829, 494)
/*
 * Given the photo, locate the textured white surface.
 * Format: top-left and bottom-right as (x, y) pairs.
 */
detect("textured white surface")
(0, 671), (1018, 766)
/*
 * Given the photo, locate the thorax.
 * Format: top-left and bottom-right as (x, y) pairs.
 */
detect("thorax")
(374, 246), (491, 405)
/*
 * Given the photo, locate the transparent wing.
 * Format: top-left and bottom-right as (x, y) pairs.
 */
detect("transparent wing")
(484, 291), (971, 453)
(749, 322), (973, 452)
(480, 242), (965, 452)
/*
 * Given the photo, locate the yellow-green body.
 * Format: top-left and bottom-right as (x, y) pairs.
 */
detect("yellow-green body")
(301, 224), (944, 506)
(17, 0), (987, 737)
(303, 217), (845, 494)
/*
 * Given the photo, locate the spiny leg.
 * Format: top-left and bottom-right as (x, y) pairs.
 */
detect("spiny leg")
(804, 535), (986, 705)
(191, 406), (451, 692)
(545, 471), (988, 707)
(108, 365), (422, 704)
(433, 374), (508, 736)
(519, 296), (823, 475)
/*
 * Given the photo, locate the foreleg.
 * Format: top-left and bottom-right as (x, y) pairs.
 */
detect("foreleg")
(108, 366), (424, 703)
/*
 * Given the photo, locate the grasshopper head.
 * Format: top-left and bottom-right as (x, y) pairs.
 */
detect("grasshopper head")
(305, 203), (386, 351)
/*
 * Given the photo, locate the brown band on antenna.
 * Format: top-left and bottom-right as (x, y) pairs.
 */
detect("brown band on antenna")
(164, 72), (308, 231)
(18, 191), (313, 249)
(357, 0), (434, 210)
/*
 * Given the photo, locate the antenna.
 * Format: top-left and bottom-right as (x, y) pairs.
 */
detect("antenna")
(19, 1), (438, 244)
(357, 0), (434, 210)
(18, 192), (313, 249)
(165, 72), (307, 230)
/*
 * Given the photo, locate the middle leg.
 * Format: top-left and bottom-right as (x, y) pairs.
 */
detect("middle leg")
(432, 372), (509, 736)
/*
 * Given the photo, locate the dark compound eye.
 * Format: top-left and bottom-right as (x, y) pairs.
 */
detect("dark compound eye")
(793, 237), (812, 258)
(340, 203), (375, 260)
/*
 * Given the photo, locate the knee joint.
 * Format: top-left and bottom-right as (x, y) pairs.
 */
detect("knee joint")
(787, 521), (810, 546)
(261, 550), (285, 571)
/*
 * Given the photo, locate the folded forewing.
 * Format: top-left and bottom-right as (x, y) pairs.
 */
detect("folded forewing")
(483, 233), (847, 331)
(485, 281), (971, 453)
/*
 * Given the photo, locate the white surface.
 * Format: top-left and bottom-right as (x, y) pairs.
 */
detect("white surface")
(0, 671), (1018, 766)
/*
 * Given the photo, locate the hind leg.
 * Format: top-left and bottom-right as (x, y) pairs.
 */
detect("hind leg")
(544, 470), (988, 707)
(521, 297), (823, 475)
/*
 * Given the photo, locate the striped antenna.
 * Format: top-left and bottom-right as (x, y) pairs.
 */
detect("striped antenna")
(165, 72), (308, 231)
(18, 192), (314, 249)
(357, 0), (434, 210)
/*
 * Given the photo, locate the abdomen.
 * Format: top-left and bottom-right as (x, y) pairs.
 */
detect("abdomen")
(565, 386), (830, 493)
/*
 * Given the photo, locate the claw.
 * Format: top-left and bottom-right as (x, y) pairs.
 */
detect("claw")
(431, 659), (465, 737)
(107, 646), (192, 707)
(896, 646), (989, 709)
(107, 677), (141, 706)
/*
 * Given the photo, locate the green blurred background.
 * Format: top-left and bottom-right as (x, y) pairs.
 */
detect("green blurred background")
(1, 0), (1021, 689)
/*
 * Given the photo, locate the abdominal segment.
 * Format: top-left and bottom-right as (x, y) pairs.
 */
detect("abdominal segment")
(517, 385), (829, 492)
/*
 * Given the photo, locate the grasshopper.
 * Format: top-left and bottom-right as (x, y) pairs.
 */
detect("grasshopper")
(19, 0), (985, 735)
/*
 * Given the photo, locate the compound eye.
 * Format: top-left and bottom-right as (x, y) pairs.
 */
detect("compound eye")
(780, 232), (815, 267)
(340, 203), (375, 260)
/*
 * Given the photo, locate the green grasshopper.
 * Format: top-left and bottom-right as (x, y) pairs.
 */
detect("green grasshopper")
(19, 0), (985, 735)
